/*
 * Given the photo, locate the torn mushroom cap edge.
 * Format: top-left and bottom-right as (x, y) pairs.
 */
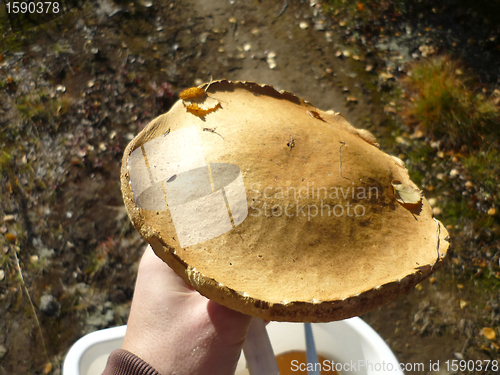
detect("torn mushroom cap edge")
(120, 79), (450, 322)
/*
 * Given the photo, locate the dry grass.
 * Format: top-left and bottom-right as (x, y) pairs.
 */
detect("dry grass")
(402, 55), (500, 148)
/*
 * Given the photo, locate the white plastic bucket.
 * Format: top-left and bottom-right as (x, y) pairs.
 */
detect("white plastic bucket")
(63, 317), (403, 375)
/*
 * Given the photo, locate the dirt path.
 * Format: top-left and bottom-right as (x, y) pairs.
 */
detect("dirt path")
(1, 1), (494, 374)
(175, 0), (382, 126)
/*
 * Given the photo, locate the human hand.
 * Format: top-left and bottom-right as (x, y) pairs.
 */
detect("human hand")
(122, 245), (252, 375)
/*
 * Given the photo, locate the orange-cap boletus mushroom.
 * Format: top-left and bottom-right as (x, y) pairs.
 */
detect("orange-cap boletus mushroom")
(121, 80), (449, 323)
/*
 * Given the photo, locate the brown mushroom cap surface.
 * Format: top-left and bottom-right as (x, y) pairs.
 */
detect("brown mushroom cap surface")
(121, 80), (449, 322)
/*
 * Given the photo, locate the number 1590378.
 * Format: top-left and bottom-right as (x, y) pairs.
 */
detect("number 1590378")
(6, 2), (60, 14)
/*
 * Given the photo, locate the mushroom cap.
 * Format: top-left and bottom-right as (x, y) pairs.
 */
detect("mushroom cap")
(121, 80), (449, 322)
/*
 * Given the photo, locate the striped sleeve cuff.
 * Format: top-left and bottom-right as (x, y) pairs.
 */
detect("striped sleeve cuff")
(101, 349), (160, 375)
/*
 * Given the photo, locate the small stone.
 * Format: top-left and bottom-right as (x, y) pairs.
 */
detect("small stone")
(428, 198), (437, 207)
(266, 52), (277, 69)
(2, 215), (16, 223)
(39, 248), (55, 259)
(395, 136), (407, 145)
(335, 50), (342, 58)
(436, 173), (445, 180)
(198, 32), (209, 44)
(429, 277), (436, 284)
(419, 45), (435, 57)
(0, 345), (7, 359)
(86, 315), (106, 328)
(432, 207), (442, 216)
(0, 269), (4, 281)
(104, 309), (115, 324)
(40, 295), (60, 317)
(243, 43), (251, 52)
(488, 208), (497, 216)
(413, 129), (425, 138)
(346, 96), (358, 103)
(299, 21), (308, 29)
(437, 151), (444, 158)
(464, 181), (474, 189)
(365, 64), (374, 72)
(379, 72), (394, 81)
(342, 50), (351, 57)
(314, 21), (325, 31)
(449, 169), (459, 178)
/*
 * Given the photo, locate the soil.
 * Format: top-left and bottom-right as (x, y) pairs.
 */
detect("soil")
(0, 0), (499, 374)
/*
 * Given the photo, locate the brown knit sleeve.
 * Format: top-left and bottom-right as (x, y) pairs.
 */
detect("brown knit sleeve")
(101, 349), (161, 375)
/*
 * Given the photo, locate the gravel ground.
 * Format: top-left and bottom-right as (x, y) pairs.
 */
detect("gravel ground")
(0, 0), (499, 374)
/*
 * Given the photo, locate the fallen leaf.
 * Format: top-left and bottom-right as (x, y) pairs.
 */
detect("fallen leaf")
(391, 180), (422, 205)
(44, 362), (52, 374)
(5, 233), (16, 243)
(1, 215), (15, 223)
(482, 327), (497, 340)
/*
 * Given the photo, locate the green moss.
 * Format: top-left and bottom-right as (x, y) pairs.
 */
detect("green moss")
(462, 148), (500, 205)
(15, 92), (70, 132)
